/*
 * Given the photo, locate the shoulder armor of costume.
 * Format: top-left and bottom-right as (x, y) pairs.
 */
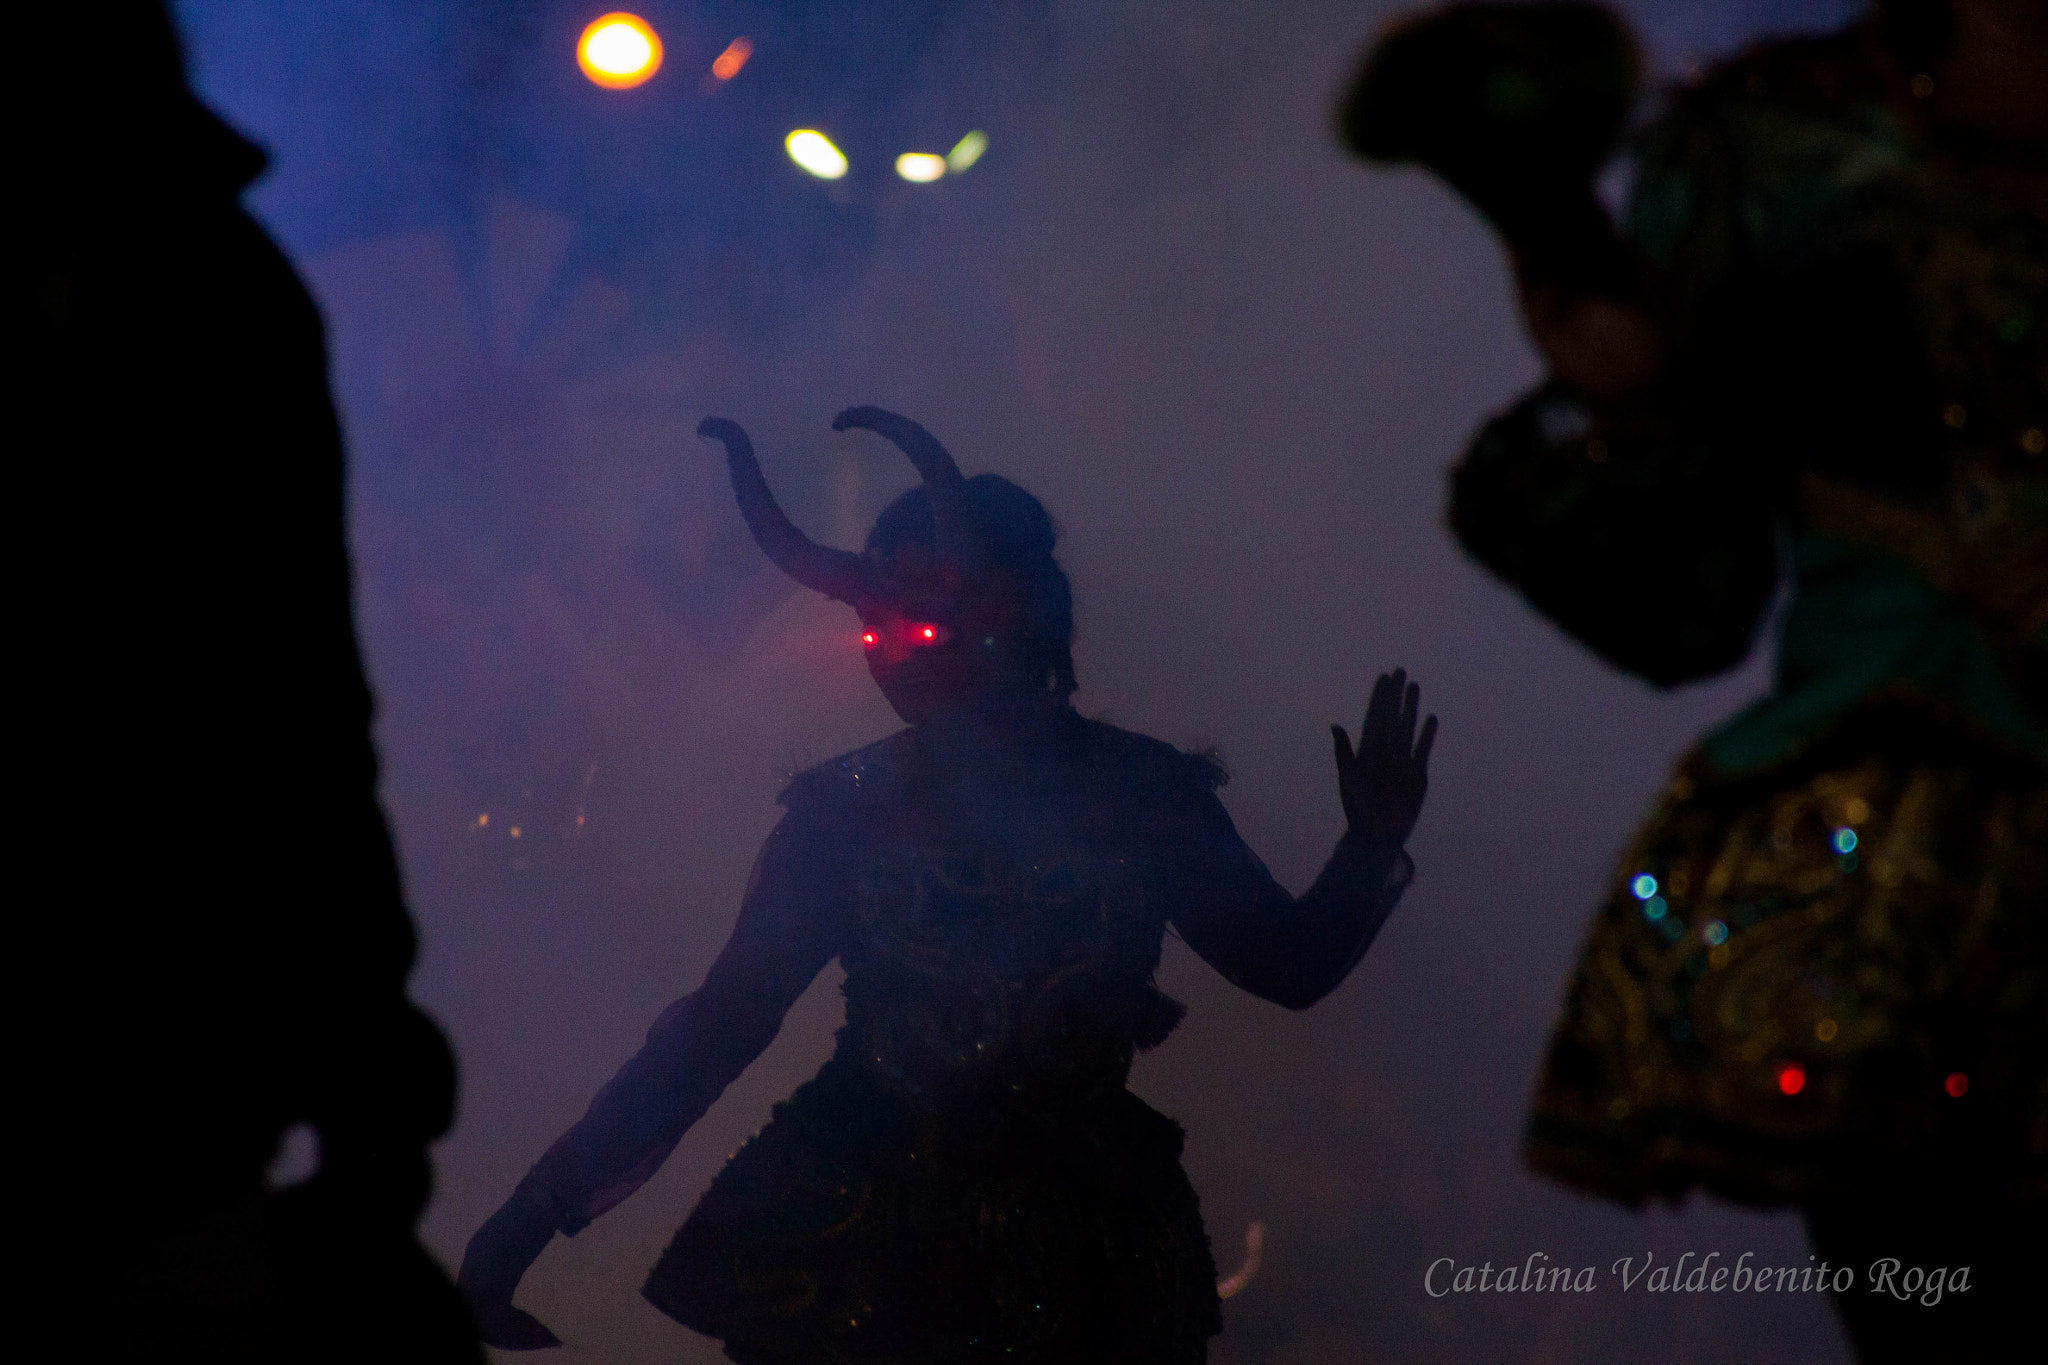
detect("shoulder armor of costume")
(778, 728), (917, 810)
(1073, 716), (1229, 794)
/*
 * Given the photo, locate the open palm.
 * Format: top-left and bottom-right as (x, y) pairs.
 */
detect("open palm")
(1331, 668), (1436, 858)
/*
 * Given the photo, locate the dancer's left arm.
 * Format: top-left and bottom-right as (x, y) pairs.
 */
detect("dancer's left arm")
(1168, 669), (1434, 1009)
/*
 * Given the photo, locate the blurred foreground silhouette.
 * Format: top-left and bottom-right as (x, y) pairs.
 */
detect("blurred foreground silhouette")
(27, 4), (478, 1358)
(1343, 3), (2045, 1361)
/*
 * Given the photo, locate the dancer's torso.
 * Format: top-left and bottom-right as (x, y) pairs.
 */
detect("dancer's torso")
(787, 717), (1212, 1110)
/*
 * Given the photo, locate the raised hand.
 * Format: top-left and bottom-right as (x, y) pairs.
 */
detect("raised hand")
(1330, 668), (1437, 860)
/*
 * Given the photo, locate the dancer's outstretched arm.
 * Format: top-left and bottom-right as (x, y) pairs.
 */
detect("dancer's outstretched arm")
(458, 810), (849, 1349)
(1170, 670), (1435, 1010)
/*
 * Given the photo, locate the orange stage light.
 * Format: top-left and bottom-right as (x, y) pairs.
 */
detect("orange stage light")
(578, 13), (663, 89)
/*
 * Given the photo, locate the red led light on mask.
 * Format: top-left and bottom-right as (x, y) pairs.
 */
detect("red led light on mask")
(860, 623), (948, 651)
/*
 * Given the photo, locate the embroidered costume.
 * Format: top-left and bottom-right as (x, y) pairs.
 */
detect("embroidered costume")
(1361, 13), (2046, 1205)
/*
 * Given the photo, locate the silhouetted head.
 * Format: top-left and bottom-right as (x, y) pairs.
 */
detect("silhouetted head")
(858, 474), (1075, 724)
(698, 408), (1076, 728)
(1336, 1), (1638, 202)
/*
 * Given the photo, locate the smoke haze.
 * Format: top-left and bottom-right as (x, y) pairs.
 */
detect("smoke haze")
(177, 2), (1866, 1359)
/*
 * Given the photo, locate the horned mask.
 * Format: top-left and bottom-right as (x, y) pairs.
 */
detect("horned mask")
(697, 407), (985, 609)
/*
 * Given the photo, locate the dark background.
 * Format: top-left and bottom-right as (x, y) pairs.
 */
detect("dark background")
(177, 2), (1863, 1359)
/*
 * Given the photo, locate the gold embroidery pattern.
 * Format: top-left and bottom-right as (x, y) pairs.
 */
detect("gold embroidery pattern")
(1528, 722), (2047, 1205)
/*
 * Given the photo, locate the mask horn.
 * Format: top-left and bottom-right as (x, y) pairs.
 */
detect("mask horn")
(831, 407), (984, 578)
(698, 417), (873, 606)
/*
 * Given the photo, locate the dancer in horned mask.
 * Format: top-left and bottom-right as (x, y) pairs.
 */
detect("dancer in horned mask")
(1341, 3), (2044, 1359)
(459, 407), (1436, 1362)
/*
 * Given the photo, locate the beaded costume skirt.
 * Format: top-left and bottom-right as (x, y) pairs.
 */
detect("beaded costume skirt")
(644, 1052), (1220, 1365)
(1526, 701), (2047, 1206)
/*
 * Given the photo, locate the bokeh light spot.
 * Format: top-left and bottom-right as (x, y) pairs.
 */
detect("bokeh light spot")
(787, 130), (849, 179)
(1630, 873), (1658, 900)
(1816, 1018), (1838, 1042)
(896, 152), (947, 183)
(1641, 895), (1667, 922)
(1703, 919), (1728, 946)
(1945, 1072), (1969, 1098)
(579, 13), (662, 88)
(711, 36), (752, 81)
(1830, 826), (1857, 854)
(947, 130), (988, 173)
(1777, 1063), (1805, 1096)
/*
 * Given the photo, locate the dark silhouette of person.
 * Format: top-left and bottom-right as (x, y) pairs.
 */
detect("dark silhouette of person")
(459, 408), (1436, 1362)
(26, 4), (478, 1358)
(1341, 3), (2044, 1361)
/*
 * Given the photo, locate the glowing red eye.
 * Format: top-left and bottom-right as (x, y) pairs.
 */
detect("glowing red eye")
(921, 627), (935, 639)
(861, 631), (877, 649)
(906, 623), (946, 647)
